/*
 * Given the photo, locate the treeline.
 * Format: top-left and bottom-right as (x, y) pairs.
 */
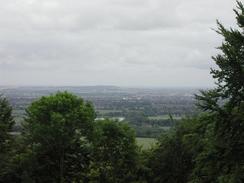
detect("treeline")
(126, 112), (177, 138)
(95, 101), (196, 119)
(1, 1), (244, 183)
(0, 92), (140, 182)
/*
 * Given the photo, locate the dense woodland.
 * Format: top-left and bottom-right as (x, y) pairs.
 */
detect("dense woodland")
(0, 2), (244, 183)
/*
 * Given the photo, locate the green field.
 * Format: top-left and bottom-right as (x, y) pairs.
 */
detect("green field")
(158, 126), (171, 130)
(97, 109), (122, 114)
(136, 137), (157, 150)
(148, 115), (182, 120)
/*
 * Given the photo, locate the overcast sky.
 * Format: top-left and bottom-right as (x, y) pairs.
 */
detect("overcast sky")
(0, 0), (238, 87)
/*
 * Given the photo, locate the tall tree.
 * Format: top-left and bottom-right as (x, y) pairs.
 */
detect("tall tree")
(21, 92), (96, 182)
(0, 95), (14, 147)
(194, 1), (244, 182)
(0, 95), (15, 182)
(196, 1), (244, 111)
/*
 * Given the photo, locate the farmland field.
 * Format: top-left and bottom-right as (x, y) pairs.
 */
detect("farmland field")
(148, 115), (182, 120)
(97, 109), (122, 114)
(136, 137), (157, 150)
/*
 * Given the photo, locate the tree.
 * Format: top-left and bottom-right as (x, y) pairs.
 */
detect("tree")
(193, 1), (244, 182)
(21, 92), (96, 182)
(0, 95), (15, 182)
(147, 2), (244, 183)
(0, 95), (14, 148)
(196, 1), (244, 111)
(147, 116), (208, 183)
(88, 120), (138, 183)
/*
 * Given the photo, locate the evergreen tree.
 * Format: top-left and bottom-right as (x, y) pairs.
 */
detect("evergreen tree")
(0, 95), (15, 182)
(196, 1), (244, 111)
(0, 95), (14, 147)
(194, 2), (244, 182)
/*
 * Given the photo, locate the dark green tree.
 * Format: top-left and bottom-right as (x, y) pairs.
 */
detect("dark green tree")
(193, 1), (244, 182)
(196, 1), (244, 111)
(21, 92), (96, 183)
(88, 120), (138, 183)
(0, 95), (14, 148)
(0, 95), (15, 182)
(147, 116), (210, 183)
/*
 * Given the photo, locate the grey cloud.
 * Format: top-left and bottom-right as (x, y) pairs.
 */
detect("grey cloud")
(0, 0), (238, 87)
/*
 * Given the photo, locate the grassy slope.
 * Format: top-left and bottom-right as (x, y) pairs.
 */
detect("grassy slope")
(136, 137), (157, 150)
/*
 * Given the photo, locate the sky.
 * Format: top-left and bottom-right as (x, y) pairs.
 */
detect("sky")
(0, 0), (238, 87)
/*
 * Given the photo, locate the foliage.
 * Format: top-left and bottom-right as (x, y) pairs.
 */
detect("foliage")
(146, 116), (209, 183)
(146, 2), (244, 183)
(192, 2), (244, 182)
(0, 95), (14, 148)
(196, 1), (244, 111)
(88, 120), (138, 183)
(191, 105), (244, 183)
(0, 92), (141, 183)
(20, 92), (96, 182)
(0, 95), (15, 182)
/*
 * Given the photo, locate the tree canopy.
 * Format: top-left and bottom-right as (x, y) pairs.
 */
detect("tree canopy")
(21, 92), (96, 182)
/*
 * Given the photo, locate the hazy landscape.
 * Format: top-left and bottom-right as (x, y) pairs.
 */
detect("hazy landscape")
(0, 0), (243, 182)
(1, 86), (199, 139)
